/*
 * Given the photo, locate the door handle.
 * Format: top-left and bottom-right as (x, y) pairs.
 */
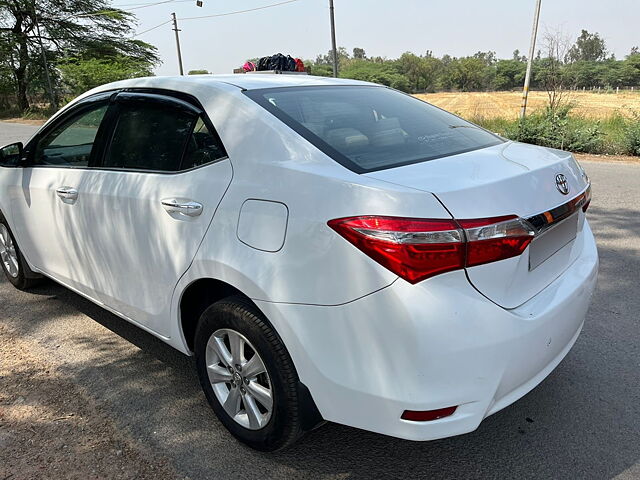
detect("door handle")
(56, 187), (78, 201)
(161, 199), (203, 217)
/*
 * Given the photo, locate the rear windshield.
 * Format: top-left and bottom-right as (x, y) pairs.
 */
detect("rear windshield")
(245, 86), (503, 173)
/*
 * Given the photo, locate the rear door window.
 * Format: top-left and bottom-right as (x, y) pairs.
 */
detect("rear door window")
(103, 94), (227, 172)
(246, 86), (503, 173)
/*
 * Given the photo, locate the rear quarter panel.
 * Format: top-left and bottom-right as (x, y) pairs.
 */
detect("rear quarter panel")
(176, 89), (455, 306)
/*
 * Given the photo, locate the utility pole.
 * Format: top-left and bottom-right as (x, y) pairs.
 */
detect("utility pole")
(520, 0), (541, 118)
(171, 12), (184, 75)
(328, 0), (338, 77)
(33, 5), (57, 110)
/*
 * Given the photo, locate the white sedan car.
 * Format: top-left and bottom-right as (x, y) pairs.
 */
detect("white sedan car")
(0, 75), (597, 451)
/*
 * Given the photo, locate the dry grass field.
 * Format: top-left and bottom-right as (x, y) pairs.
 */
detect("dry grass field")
(415, 91), (640, 119)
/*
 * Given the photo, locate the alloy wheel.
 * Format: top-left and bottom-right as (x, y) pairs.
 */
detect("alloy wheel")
(0, 224), (19, 278)
(206, 328), (273, 430)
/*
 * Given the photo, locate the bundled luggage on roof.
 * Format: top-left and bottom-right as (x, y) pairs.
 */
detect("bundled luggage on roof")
(234, 53), (307, 74)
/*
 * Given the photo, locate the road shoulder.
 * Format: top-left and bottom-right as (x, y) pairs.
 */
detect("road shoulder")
(0, 323), (179, 480)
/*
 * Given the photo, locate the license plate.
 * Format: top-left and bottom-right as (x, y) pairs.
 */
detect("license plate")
(529, 213), (579, 270)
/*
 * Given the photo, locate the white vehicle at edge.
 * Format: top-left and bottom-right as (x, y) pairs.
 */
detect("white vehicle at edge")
(0, 74), (597, 451)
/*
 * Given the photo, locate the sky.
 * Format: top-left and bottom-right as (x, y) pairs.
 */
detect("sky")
(117, 0), (640, 76)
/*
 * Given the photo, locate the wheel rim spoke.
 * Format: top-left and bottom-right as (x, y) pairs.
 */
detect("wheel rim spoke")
(0, 225), (19, 278)
(242, 354), (266, 379)
(208, 336), (233, 367)
(246, 381), (273, 411)
(207, 364), (233, 384)
(228, 331), (244, 366)
(223, 386), (242, 417)
(243, 393), (264, 429)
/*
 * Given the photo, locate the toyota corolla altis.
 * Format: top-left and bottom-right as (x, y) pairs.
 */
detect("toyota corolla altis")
(0, 75), (597, 451)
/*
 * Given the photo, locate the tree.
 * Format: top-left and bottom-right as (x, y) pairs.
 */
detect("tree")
(567, 30), (607, 63)
(188, 69), (209, 75)
(0, 0), (159, 112)
(316, 47), (350, 68)
(512, 49), (527, 62)
(449, 57), (489, 91)
(397, 52), (423, 91)
(537, 30), (572, 112)
(495, 59), (526, 90)
(352, 47), (366, 60)
(59, 55), (153, 95)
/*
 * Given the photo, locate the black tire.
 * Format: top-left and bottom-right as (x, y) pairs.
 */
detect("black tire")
(194, 296), (305, 451)
(0, 216), (42, 290)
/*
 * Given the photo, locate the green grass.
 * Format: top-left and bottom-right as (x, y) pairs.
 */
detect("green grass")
(0, 105), (52, 121)
(469, 109), (639, 156)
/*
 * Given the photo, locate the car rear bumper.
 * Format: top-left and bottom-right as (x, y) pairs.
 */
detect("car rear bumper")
(255, 221), (598, 441)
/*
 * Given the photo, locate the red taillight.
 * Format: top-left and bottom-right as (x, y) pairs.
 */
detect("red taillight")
(401, 406), (457, 422)
(458, 216), (535, 268)
(328, 216), (465, 284)
(328, 215), (535, 284)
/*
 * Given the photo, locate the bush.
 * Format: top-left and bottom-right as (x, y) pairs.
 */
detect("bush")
(490, 106), (606, 154)
(623, 114), (640, 156)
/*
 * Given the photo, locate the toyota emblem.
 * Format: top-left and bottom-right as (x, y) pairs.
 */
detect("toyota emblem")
(555, 174), (569, 195)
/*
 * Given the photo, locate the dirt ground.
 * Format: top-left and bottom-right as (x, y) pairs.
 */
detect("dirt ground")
(574, 153), (639, 163)
(0, 323), (180, 480)
(0, 118), (47, 126)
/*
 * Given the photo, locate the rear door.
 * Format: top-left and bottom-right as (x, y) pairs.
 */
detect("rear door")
(72, 91), (232, 334)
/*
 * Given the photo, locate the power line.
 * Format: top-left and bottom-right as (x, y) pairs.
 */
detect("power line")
(178, 0), (301, 21)
(134, 19), (172, 36)
(65, 0), (189, 19)
(68, 0), (302, 34)
(112, 0), (192, 6)
(125, 0), (187, 11)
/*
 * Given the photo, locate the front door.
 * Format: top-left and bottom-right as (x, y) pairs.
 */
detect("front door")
(10, 94), (111, 286)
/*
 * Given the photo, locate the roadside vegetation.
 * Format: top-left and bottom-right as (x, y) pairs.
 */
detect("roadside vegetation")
(0, 0), (158, 117)
(466, 107), (639, 156)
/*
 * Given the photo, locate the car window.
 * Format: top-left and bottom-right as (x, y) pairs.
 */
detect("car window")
(34, 105), (108, 167)
(182, 117), (227, 170)
(103, 102), (195, 172)
(246, 86), (503, 173)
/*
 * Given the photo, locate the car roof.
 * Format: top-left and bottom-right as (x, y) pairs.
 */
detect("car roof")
(104, 74), (376, 91)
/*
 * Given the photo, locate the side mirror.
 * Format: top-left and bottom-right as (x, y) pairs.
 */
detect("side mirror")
(0, 142), (24, 167)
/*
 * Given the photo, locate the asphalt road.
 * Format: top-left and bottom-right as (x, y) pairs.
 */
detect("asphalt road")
(0, 121), (39, 145)
(1, 122), (639, 479)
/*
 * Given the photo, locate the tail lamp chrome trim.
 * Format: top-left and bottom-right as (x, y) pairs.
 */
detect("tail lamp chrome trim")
(353, 228), (463, 244)
(463, 217), (535, 242)
(525, 183), (591, 236)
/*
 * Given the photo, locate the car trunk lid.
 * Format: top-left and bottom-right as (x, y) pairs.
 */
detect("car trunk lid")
(365, 141), (591, 308)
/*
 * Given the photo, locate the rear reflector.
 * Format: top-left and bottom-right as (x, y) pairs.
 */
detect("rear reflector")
(328, 215), (535, 284)
(401, 406), (457, 422)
